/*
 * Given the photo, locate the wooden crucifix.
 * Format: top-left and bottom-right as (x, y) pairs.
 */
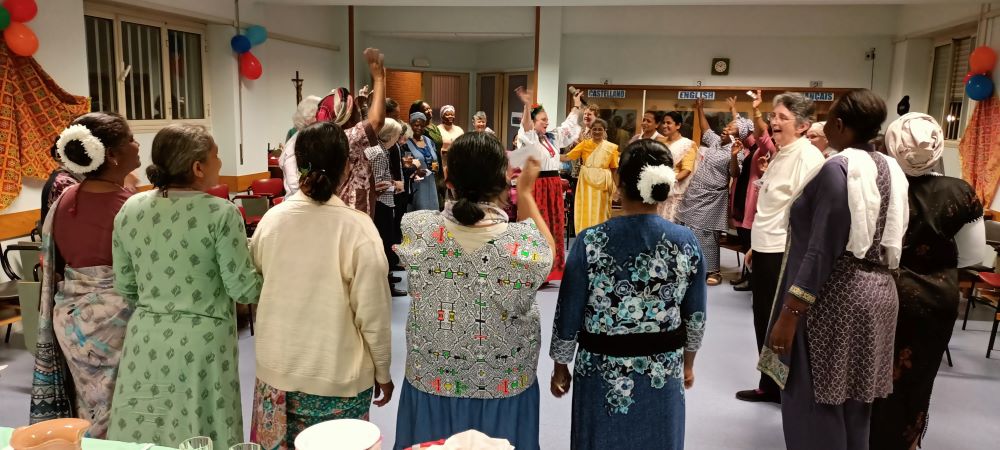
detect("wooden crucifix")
(291, 70), (304, 105)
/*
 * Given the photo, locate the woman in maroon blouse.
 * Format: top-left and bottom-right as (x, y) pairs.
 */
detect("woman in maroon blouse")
(30, 112), (141, 438)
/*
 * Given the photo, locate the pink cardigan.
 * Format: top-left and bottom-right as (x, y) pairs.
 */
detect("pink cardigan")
(730, 130), (778, 229)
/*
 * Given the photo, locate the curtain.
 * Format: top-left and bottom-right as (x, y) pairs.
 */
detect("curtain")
(0, 44), (91, 211)
(959, 96), (1000, 209)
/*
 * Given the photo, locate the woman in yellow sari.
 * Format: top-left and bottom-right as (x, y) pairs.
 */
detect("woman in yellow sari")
(562, 119), (620, 232)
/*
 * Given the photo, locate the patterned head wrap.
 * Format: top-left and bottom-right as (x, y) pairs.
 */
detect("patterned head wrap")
(409, 112), (428, 123)
(440, 105), (456, 117)
(886, 112), (944, 176)
(315, 88), (353, 127)
(735, 116), (754, 141)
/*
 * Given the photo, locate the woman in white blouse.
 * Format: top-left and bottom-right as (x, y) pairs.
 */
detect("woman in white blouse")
(509, 86), (584, 281)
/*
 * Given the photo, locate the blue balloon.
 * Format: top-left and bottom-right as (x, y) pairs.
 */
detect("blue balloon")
(230, 35), (251, 54)
(246, 25), (268, 47)
(966, 74), (995, 101)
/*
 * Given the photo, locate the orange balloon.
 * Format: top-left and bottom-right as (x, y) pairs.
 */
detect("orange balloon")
(3, 21), (37, 56)
(969, 46), (997, 74)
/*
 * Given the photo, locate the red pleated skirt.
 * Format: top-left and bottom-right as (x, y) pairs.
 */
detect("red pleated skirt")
(534, 173), (565, 281)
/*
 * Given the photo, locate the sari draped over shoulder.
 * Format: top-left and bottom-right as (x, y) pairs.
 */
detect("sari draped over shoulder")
(30, 191), (131, 438)
(570, 140), (619, 232)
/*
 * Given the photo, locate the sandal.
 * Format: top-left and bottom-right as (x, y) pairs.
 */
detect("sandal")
(706, 272), (722, 286)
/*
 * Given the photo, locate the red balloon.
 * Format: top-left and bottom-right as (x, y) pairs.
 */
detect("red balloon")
(239, 51), (262, 80)
(4, 21), (37, 56)
(969, 46), (997, 74)
(3, 0), (37, 23)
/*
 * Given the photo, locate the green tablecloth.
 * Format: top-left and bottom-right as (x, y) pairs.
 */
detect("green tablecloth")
(0, 427), (175, 450)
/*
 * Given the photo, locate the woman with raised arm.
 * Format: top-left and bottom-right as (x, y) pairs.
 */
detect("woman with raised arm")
(313, 48), (387, 216)
(394, 134), (554, 450)
(676, 98), (753, 286)
(509, 86), (583, 281)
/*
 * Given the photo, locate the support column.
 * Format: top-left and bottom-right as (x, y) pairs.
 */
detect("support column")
(887, 38), (933, 121)
(535, 7), (564, 119)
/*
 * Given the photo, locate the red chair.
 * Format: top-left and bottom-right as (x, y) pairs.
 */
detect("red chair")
(272, 196), (284, 206)
(961, 220), (1000, 358)
(268, 155), (283, 179)
(233, 178), (283, 235)
(243, 178), (284, 203)
(205, 184), (230, 201)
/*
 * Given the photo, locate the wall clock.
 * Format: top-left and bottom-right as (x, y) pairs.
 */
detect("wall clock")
(712, 58), (730, 76)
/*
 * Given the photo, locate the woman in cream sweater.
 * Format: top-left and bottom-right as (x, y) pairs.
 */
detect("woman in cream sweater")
(249, 121), (394, 449)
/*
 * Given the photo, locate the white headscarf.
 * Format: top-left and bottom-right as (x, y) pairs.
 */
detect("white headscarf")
(440, 105), (456, 117)
(885, 112), (944, 176)
(836, 149), (909, 269)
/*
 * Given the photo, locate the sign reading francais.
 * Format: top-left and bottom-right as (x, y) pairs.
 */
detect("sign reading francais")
(805, 92), (835, 102)
(586, 89), (626, 99)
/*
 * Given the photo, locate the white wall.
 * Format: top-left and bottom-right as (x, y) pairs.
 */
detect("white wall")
(476, 37), (534, 72)
(354, 6), (534, 35)
(562, 5), (899, 38)
(364, 35), (479, 73)
(895, 2), (994, 37)
(4, 0), (350, 217)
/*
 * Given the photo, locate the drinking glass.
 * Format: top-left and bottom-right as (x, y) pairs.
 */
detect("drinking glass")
(229, 444), (262, 450)
(179, 436), (212, 450)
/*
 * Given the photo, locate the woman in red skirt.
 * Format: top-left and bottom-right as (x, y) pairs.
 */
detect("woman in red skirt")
(509, 87), (583, 281)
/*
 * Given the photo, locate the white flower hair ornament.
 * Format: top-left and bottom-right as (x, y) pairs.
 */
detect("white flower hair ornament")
(637, 164), (677, 204)
(56, 124), (106, 175)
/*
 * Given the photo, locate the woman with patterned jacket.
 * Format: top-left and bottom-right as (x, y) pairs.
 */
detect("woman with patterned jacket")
(394, 132), (554, 450)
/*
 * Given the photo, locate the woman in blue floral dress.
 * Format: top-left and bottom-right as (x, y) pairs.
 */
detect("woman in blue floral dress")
(550, 139), (707, 450)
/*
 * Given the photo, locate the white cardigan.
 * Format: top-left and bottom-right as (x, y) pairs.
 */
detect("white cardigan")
(250, 191), (392, 397)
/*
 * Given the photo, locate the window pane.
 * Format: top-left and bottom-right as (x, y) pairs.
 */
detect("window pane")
(927, 44), (952, 126)
(168, 30), (205, 119)
(84, 16), (117, 113)
(122, 21), (164, 120)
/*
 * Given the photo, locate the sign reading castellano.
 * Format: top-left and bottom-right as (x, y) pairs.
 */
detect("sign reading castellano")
(805, 92), (835, 102)
(587, 89), (626, 99)
(678, 91), (716, 100)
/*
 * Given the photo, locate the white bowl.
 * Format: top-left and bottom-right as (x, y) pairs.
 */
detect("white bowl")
(294, 419), (382, 450)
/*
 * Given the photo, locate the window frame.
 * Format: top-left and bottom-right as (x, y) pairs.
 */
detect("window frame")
(928, 29), (977, 142)
(84, 4), (212, 133)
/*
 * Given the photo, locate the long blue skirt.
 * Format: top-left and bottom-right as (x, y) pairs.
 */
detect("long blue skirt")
(393, 379), (539, 450)
(572, 373), (685, 450)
